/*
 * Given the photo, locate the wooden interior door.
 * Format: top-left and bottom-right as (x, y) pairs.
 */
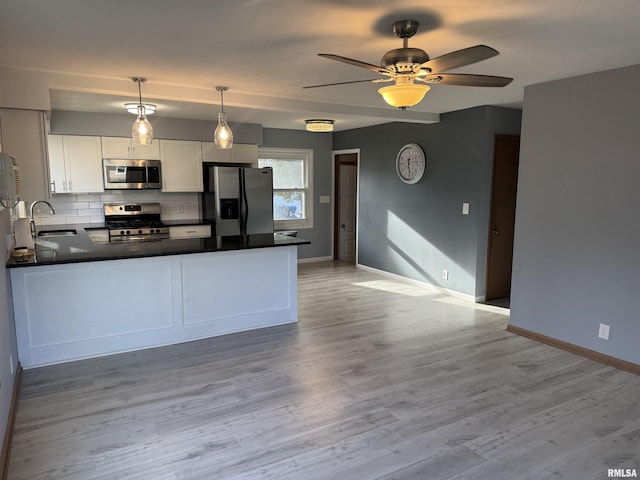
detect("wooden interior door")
(334, 153), (358, 264)
(485, 135), (520, 301)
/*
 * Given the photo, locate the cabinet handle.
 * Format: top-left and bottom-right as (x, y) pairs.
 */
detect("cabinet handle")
(50, 181), (56, 195)
(129, 146), (133, 158)
(67, 180), (71, 191)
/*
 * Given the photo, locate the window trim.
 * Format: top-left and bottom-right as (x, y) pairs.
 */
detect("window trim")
(258, 147), (313, 230)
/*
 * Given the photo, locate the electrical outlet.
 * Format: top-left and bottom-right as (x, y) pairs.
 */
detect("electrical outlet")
(10, 354), (14, 375)
(442, 269), (449, 280)
(598, 323), (610, 340)
(462, 203), (470, 215)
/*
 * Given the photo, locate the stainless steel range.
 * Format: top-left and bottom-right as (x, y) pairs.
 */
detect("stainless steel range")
(104, 203), (169, 242)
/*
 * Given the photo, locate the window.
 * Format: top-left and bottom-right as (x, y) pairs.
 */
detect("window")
(258, 147), (313, 230)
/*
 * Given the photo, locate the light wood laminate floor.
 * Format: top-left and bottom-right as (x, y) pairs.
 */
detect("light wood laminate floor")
(8, 261), (640, 480)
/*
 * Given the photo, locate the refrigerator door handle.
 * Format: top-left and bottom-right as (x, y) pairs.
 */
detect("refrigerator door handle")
(240, 169), (249, 233)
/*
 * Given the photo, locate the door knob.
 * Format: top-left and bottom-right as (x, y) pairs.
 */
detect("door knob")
(492, 228), (500, 235)
(340, 224), (346, 228)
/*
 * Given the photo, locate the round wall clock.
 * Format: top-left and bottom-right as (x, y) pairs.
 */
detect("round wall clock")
(396, 143), (426, 184)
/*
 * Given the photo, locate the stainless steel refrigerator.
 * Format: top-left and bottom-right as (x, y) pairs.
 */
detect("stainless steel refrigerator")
(202, 165), (274, 236)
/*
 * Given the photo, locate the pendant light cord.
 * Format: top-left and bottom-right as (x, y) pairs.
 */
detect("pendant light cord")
(216, 86), (228, 114)
(138, 80), (143, 108)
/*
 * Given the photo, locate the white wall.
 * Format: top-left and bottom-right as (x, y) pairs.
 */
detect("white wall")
(510, 64), (640, 365)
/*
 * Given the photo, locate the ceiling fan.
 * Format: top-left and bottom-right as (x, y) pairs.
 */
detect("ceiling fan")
(303, 20), (513, 110)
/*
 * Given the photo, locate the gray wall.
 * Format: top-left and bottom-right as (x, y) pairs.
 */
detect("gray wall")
(261, 128), (333, 260)
(0, 207), (19, 448)
(49, 111), (263, 144)
(510, 64), (640, 365)
(334, 107), (521, 298)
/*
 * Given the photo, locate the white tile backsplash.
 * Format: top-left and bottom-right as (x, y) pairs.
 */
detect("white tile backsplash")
(34, 192), (201, 226)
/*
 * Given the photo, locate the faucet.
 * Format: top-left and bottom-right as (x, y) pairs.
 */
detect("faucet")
(29, 200), (56, 236)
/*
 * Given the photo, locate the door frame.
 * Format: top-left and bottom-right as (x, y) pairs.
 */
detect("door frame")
(332, 149), (360, 263)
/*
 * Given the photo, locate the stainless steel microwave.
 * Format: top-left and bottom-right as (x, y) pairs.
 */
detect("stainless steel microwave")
(103, 159), (162, 190)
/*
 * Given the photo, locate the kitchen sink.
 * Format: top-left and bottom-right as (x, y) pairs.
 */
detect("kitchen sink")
(37, 229), (78, 237)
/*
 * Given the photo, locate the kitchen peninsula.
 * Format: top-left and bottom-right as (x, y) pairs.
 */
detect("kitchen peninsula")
(8, 229), (309, 368)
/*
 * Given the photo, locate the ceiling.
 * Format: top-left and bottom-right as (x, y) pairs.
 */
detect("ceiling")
(2, 0), (640, 131)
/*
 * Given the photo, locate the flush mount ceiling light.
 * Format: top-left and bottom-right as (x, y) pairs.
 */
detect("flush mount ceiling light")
(124, 103), (156, 115)
(305, 119), (335, 132)
(214, 86), (233, 149)
(130, 77), (154, 145)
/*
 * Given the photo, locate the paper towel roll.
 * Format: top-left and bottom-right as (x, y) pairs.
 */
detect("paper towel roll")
(13, 218), (35, 250)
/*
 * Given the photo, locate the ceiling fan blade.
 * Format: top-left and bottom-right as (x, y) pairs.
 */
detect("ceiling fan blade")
(318, 54), (393, 75)
(303, 78), (381, 89)
(422, 73), (513, 87)
(420, 45), (499, 73)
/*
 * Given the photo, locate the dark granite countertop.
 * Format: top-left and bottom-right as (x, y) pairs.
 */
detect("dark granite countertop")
(7, 224), (309, 268)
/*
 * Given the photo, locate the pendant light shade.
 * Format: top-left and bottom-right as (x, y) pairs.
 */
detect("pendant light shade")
(131, 78), (154, 145)
(214, 86), (233, 149)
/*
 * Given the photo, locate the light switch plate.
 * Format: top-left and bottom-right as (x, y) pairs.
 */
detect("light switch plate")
(598, 323), (610, 340)
(462, 203), (470, 215)
(319, 195), (331, 204)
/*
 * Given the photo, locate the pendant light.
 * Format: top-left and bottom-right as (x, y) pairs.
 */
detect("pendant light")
(131, 77), (154, 145)
(214, 86), (233, 149)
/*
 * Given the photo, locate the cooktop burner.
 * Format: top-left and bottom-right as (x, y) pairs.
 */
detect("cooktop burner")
(105, 219), (166, 229)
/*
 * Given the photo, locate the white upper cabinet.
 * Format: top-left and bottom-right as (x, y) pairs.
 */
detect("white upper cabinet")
(232, 144), (258, 165)
(201, 142), (232, 163)
(159, 140), (203, 192)
(47, 135), (67, 195)
(47, 135), (104, 194)
(201, 143), (258, 166)
(101, 136), (160, 160)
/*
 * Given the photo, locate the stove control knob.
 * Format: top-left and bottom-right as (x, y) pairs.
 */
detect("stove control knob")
(120, 230), (125, 235)
(139, 229), (143, 234)
(126, 230), (130, 235)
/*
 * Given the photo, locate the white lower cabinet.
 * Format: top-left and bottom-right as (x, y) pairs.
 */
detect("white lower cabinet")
(169, 224), (211, 239)
(10, 247), (299, 367)
(48, 135), (104, 194)
(160, 140), (204, 192)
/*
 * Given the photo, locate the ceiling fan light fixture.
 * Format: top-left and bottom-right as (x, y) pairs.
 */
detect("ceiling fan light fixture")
(131, 77), (154, 145)
(305, 119), (334, 132)
(378, 83), (430, 109)
(214, 86), (233, 149)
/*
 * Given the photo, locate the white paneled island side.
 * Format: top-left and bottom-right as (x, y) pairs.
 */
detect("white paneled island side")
(9, 232), (307, 368)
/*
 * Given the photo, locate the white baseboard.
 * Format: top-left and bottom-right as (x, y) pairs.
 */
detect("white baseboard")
(297, 255), (333, 264)
(356, 264), (482, 303)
